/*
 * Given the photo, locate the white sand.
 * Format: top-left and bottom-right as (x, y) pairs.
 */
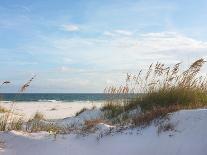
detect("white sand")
(1, 109), (207, 155)
(0, 101), (104, 120)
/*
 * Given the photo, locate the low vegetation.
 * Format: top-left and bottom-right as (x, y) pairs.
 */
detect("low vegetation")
(26, 111), (61, 133)
(26, 119), (62, 133)
(102, 101), (124, 119)
(132, 105), (178, 127)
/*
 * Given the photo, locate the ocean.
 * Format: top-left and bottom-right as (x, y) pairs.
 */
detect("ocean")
(0, 93), (130, 102)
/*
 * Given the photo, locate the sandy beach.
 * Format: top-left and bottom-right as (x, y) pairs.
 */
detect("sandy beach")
(0, 101), (104, 120)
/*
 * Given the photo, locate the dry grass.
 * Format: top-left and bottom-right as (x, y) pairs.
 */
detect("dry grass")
(9, 117), (23, 131)
(0, 76), (36, 131)
(26, 112), (63, 133)
(32, 111), (45, 121)
(26, 120), (62, 133)
(0, 76), (66, 134)
(0, 114), (23, 131)
(20, 75), (36, 92)
(0, 106), (9, 113)
(130, 59), (207, 111)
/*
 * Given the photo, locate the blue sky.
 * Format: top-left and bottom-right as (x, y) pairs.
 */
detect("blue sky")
(1, 0), (207, 93)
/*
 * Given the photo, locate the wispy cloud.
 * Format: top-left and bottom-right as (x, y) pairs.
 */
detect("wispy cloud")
(104, 29), (133, 37)
(103, 31), (116, 37)
(114, 30), (133, 36)
(46, 31), (207, 89)
(61, 24), (79, 32)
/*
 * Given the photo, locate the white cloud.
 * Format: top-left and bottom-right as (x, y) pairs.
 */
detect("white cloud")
(104, 29), (133, 37)
(21, 31), (207, 92)
(52, 31), (207, 76)
(138, 32), (207, 51)
(61, 24), (79, 32)
(114, 30), (133, 36)
(60, 66), (71, 72)
(103, 31), (116, 37)
(59, 66), (84, 73)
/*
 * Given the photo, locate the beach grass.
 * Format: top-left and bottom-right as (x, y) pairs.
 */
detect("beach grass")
(103, 58), (207, 125)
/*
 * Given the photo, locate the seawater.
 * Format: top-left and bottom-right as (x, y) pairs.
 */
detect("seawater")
(0, 93), (131, 102)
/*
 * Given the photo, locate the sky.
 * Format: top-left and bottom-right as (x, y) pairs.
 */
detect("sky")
(1, 0), (207, 93)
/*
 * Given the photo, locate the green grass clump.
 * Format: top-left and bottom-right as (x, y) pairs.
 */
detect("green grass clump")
(102, 102), (124, 119)
(75, 107), (87, 116)
(137, 88), (207, 111)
